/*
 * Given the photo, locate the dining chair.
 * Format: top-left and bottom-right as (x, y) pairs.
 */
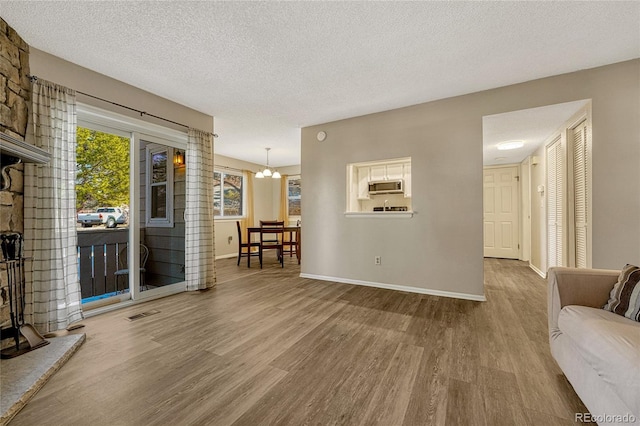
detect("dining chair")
(259, 220), (280, 243)
(283, 230), (297, 257)
(259, 220), (284, 268)
(237, 221), (260, 267)
(283, 220), (300, 257)
(114, 243), (149, 291)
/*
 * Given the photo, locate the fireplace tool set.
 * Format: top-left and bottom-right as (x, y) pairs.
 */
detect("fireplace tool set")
(0, 232), (49, 359)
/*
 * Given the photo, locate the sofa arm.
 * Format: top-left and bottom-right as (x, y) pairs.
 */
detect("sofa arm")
(548, 267), (619, 341)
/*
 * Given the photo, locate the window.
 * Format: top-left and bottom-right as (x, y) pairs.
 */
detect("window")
(288, 175), (301, 216)
(214, 170), (244, 218)
(146, 144), (174, 227)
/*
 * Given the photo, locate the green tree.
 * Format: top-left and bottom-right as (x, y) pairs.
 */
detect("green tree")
(76, 127), (130, 211)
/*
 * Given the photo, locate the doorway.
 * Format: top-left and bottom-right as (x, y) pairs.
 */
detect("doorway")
(482, 99), (592, 276)
(77, 104), (188, 311)
(76, 126), (131, 307)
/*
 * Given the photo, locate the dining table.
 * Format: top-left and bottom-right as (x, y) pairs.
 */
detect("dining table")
(247, 225), (301, 265)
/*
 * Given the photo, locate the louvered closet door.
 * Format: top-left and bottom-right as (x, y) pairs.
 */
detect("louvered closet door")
(547, 136), (564, 268)
(573, 120), (588, 268)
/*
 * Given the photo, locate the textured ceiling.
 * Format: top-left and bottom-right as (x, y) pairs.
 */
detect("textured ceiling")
(1, 2), (639, 166)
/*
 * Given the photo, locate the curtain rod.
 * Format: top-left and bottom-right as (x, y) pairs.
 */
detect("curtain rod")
(216, 165), (247, 174)
(28, 75), (218, 138)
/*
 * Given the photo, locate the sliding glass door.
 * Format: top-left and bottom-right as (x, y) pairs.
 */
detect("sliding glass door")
(76, 126), (132, 308)
(78, 105), (188, 310)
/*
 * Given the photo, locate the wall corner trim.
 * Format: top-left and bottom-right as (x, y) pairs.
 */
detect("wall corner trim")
(299, 273), (486, 302)
(529, 263), (547, 279)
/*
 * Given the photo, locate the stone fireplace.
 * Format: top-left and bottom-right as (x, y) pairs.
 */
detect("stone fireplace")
(0, 17), (31, 349)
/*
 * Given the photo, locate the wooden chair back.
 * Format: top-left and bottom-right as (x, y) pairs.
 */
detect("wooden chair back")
(260, 220), (284, 267)
(236, 221), (259, 267)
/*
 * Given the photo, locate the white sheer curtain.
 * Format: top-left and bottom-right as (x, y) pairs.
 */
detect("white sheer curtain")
(24, 79), (83, 333)
(185, 128), (216, 290)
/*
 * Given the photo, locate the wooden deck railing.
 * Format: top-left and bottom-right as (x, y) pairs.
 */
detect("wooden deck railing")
(77, 228), (128, 300)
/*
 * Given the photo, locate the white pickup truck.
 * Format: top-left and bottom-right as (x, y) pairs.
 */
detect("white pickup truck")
(77, 207), (127, 228)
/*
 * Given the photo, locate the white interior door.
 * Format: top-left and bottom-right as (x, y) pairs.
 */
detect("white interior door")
(483, 166), (520, 258)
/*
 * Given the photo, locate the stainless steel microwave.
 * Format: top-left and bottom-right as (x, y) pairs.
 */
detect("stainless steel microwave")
(368, 180), (404, 194)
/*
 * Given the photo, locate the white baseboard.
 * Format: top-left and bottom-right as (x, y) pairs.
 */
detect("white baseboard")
(529, 263), (546, 279)
(299, 273), (486, 302)
(215, 253), (237, 260)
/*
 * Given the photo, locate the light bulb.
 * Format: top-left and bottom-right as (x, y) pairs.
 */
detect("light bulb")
(497, 141), (524, 150)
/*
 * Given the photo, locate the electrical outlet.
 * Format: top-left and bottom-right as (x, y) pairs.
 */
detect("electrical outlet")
(374, 256), (381, 265)
(228, 236), (233, 244)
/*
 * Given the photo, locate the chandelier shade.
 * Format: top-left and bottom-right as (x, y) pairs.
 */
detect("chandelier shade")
(255, 147), (280, 179)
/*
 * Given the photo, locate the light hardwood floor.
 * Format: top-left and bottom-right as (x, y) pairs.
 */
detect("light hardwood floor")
(9, 257), (590, 425)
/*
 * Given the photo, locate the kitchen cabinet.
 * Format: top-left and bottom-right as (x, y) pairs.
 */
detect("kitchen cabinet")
(386, 163), (404, 180)
(357, 166), (371, 200)
(369, 165), (387, 181)
(403, 162), (411, 198)
(369, 163), (404, 181)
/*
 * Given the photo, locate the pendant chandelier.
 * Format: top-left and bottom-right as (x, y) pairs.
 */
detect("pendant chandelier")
(256, 147), (281, 179)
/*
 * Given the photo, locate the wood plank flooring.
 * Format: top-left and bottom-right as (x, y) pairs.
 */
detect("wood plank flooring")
(8, 257), (590, 425)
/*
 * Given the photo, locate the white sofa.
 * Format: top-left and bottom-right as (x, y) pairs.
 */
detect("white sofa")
(548, 267), (640, 425)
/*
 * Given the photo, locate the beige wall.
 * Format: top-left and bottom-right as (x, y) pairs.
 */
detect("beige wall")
(214, 154), (268, 258)
(302, 59), (640, 298)
(529, 145), (547, 275)
(29, 48), (213, 132)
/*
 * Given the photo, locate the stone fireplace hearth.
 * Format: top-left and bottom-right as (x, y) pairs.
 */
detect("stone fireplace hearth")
(1, 333), (85, 423)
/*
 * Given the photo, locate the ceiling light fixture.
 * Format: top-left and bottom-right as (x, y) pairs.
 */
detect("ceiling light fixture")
(497, 140), (525, 150)
(256, 147), (281, 179)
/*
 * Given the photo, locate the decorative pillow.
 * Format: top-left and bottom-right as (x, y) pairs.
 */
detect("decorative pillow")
(603, 264), (640, 322)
